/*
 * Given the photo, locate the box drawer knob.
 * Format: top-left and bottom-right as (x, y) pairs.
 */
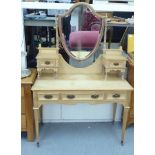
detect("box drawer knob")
(45, 61), (51, 65)
(113, 94), (120, 98)
(91, 94), (99, 99)
(44, 94), (53, 99)
(113, 62), (119, 66)
(66, 95), (75, 99)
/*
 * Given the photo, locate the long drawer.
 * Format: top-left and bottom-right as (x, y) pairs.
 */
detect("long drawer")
(61, 92), (104, 101)
(36, 91), (129, 103)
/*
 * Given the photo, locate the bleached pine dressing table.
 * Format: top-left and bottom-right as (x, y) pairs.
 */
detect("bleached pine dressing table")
(31, 2), (133, 146)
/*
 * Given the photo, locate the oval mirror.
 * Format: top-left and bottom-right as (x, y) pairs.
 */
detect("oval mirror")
(58, 2), (105, 67)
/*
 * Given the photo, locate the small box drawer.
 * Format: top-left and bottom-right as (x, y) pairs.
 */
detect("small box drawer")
(37, 59), (56, 68)
(21, 114), (26, 129)
(38, 93), (59, 101)
(109, 61), (126, 68)
(61, 93), (103, 101)
(21, 97), (25, 114)
(105, 92), (127, 101)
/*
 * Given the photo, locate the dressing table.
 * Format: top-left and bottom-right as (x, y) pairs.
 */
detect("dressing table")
(31, 2), (133, 146)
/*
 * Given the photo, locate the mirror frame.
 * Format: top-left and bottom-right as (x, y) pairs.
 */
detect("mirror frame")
(58, 2), (105, 61)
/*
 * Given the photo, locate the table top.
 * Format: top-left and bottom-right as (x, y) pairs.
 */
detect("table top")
(21, 68), (37, 85)
(32, 74), (133, 91)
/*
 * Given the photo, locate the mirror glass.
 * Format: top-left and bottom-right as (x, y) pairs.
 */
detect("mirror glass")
(58, 3), (104, 67)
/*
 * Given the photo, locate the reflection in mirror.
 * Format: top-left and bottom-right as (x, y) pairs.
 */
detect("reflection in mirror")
(58, 3), (105, 67)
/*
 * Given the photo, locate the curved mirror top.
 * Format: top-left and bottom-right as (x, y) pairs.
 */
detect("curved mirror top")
(58, 3), (104, 63)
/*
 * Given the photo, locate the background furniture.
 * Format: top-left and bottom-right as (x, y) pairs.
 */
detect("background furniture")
(127, 57), (134, 126)
(21, 68), (37, 141)
(69, 31), (99, 49)
(126, 34), (134, 126)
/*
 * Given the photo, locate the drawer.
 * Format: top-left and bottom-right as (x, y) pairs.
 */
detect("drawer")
(109, 61), (126, 68)
(61, 93), (104, 101)
(37, 59), (56, 68)
(105, 92), (127, 101)
(21, 87), (24, 97)
(21, 97), (25, 114)
(38, 93), (59, 101)
(21, 115), (26, 129)
(108, 61), (126, 68)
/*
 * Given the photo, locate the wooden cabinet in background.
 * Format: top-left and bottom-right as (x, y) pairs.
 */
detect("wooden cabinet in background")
(21, 68), (37, 141)
(127, 59), (134, 126)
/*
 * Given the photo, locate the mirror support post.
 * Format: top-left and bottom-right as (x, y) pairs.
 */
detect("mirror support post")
(56, 17), (59, 49)
(103, 16), (108, 52)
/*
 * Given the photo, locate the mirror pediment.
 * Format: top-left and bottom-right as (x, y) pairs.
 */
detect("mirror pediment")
(58, 2), (105, 67)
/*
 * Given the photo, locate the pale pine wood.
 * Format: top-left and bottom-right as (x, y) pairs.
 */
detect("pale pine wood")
(34, 108), (40, 145)
(36, 48), (59, 77)
(113, 103), (117, 122)
(21, 87), (24, 97)
(121, 107), (130, 145)
(32, 47), (133, 145)
(32, 79), (132, 91)
(103, 48), (127, 80)
(36, 48), (58, 59)
(33, 91), (40, 145)
(21, 97), (25, 114)
(21, 69), (37, 141)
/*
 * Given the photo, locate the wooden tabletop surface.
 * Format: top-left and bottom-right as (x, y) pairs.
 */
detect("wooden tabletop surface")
(21, 68), (37, 85)
(32, 74), (133, 91)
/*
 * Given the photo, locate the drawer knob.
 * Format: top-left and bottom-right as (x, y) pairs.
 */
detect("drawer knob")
(67, 95), (75, 99)
(113, 62), (119, 66)
(91, 94), (99, 99)
(45, 61), (51, 65)
(44, 95), (53, 99)
(113, 94), (120, 98)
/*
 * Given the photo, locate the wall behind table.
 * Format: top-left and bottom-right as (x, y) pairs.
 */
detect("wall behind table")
(43, 103), (123, 122)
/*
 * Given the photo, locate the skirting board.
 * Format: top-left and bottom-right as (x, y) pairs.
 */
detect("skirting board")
(42, 119), (121, 123)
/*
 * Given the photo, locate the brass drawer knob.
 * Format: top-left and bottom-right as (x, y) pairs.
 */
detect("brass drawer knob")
(113, 94), (120, 98)
(113, 62), (119, 66)
(91, 94), (99, 99)
(45, 61), (51, 65)
(44, 95), (53, 99)
(66, 95), (75, 99)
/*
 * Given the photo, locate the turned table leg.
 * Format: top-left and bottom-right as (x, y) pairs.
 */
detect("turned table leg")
(113, 103), (117, 123)
(121, 106), (130, 145)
